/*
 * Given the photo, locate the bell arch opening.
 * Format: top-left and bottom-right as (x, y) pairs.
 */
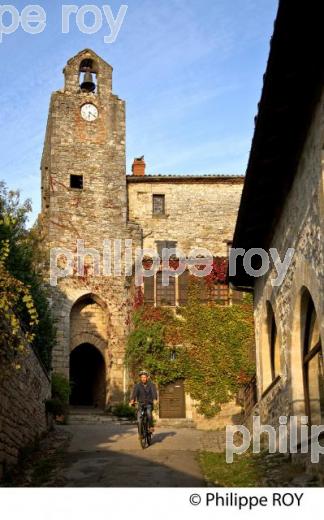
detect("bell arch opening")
(70, 343), (106, 407)
(79, 59), (98, 93)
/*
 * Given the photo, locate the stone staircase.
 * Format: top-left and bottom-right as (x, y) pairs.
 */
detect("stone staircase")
(156, 418), (196, 428)
(68, 407), (113, 425)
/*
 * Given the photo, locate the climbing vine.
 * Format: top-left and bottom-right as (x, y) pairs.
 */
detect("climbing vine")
(126, 280), (255, 418)
(125, 306), (188, 386)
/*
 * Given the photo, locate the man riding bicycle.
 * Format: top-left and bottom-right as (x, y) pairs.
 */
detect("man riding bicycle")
(129, 370), (158, 433)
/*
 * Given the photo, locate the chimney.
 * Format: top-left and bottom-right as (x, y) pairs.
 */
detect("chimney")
(132, 156), (146, 176)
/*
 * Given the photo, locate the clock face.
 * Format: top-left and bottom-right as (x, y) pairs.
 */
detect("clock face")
(81, 103), (98, 122)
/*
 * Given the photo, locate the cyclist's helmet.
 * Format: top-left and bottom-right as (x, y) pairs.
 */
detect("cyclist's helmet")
(139, 370), (149, 376)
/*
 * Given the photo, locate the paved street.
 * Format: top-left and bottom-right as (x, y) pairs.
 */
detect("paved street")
(59, 420), (224, 487)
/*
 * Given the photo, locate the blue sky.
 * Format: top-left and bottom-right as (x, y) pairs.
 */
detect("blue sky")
(0, 0), (278, 221)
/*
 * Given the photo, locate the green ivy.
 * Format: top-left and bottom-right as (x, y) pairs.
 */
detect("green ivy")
(125, 307), (188, 386)
(126, 283), (255, 418)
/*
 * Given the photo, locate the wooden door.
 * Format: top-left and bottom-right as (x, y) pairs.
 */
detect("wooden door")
(159, 380), (186, 418)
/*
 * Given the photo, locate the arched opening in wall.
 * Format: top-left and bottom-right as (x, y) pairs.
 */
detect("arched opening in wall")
(267, 302), (281, 381)
(69, 293), (108, 407)
(260, 300), (280, 393)
(79, 59), (98, 93)
(302, 289), (323, 425)
(70, 343), (106, 407)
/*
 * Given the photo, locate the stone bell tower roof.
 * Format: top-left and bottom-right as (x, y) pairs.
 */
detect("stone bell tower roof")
(64, 49), (113, 72)
(63, 48), (113, 95)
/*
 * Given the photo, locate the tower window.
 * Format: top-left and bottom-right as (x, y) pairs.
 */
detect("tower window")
(153, 194), (165, 215)
(70, 175), (83, 189)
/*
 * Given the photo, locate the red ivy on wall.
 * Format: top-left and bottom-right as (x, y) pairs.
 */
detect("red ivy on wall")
(205, 257), (228, 285)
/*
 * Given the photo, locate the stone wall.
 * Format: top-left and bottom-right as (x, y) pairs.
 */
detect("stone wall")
(0, 348), (51, 478)
(185, 394), (243, 430)
(127, 176), (244, 256)
(253, 91), (324, 426)
(40, 50), (141, 405)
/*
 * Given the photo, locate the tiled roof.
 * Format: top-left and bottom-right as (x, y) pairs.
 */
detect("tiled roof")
(126, 173), (244, 182)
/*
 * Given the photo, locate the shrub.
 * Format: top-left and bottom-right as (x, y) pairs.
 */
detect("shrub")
(112, 403), (137, 420)
(0, 183), (56, 370)
(45, 398), (67, 417)
(51, 373), (70, 404)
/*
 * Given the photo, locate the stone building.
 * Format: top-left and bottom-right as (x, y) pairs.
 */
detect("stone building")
(230, 0), (323, 445)
(40, 49), (244, 419)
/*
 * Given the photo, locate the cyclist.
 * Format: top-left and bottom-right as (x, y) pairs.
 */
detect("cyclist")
(129, 370), (158, 433)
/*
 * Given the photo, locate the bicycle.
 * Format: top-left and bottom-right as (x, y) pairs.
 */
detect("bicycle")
(137, 403), (152, 449)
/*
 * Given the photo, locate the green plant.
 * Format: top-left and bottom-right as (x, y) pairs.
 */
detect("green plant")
(51, 373), (71, 404)
(125, 307), (187, 386)
(45, 398), (67, 417)
(199, 451), (262, 487)
(180, 283), (255, 417)
(126, 281), (255, 418)
(0, 182), (56, 370)
(112, 403), (137, 420)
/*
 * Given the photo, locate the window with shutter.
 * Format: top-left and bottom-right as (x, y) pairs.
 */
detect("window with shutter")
(178, 270), (189, 305)
(152, 194), (165, 215)
(143, 275), (154, 306)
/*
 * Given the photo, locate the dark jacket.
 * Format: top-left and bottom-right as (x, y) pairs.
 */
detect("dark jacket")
(130, 381), (158, 404)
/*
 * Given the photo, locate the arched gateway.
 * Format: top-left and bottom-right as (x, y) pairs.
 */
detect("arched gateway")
(70, 343), (106, 407)
(69, 293), (108, 408)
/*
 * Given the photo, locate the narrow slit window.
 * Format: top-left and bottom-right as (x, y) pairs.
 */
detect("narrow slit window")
(70, 174), (83, 189)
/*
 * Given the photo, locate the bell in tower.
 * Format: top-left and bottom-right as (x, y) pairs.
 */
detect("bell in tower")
(80, 67), (96, 93)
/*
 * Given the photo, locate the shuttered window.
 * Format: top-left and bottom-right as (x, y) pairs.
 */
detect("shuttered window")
(143, 275), (154, 305)
(178, 270), (189, 305)
(153, 194), (165, 215)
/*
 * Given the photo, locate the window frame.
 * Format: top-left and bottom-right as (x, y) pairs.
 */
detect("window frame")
(152, 194), (166, 216)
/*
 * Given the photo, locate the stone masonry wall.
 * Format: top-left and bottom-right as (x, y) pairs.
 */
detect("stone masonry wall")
(0, 348), (51, 478)
(127, 177), (244, 256)
(40, 50), (141, 405)
(128, 175), (244, 426)
(253, 91), (324, 426)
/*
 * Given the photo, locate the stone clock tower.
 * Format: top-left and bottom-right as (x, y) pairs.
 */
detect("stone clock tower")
(40, 49), (140, 408)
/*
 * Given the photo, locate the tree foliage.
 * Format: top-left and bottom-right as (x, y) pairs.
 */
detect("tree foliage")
(0, 182), (55, 370)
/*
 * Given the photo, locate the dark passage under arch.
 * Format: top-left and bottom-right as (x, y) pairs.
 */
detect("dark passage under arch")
(70, 343), (106, 407)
